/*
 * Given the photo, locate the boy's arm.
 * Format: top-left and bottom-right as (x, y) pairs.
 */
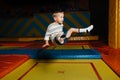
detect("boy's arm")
(42, 32), (50, 48)
(42, 24), (52, 48)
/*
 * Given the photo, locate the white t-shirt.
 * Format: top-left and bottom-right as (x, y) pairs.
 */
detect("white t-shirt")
(44, 22), (64, 41)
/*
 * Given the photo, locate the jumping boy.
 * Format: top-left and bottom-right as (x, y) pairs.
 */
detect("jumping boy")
(42, 11), (93, 48)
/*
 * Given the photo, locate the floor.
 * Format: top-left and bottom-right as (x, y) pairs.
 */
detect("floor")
(1, 59), (120, 80)
(0, 41), (120, 80)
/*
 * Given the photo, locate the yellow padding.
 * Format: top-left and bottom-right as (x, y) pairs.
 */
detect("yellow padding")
(82, 45), (90, 49)
(47, 45), (90, 50)
(0, 36), (98, 42)
(0, 46), (22, 49)
(69, 35), (99, 41)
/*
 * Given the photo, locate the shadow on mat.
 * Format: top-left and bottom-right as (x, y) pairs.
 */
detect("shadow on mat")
(34, 46), (57, 62)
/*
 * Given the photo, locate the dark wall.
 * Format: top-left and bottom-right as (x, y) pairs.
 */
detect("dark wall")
(0, 0), (109, 42)
(90, 0), (109, 42)
(0, 0), (89, 18)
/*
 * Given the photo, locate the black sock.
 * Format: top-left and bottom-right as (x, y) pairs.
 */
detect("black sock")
(64, 38), (69, 44)
(61, 35), (66, 38)
(86, 30), (89, 33)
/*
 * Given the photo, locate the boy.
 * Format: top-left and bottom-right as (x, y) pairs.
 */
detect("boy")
(42, 11), (93, 47)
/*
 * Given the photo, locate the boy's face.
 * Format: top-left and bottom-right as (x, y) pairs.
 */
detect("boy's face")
(54, 13), (64, 24)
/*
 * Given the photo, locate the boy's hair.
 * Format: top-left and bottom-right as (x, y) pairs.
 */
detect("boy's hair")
(52, 11), (64, 17)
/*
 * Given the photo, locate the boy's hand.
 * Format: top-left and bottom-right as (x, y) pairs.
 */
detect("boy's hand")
(42, 43), (50, 48)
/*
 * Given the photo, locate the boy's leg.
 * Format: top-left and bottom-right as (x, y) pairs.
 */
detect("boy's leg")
(53, 33), (66, 45)
(54, 25), (93, 45)
(63, 25), (93, 43)
(66, 25), (93, 38)
(65, 28), (79, 38)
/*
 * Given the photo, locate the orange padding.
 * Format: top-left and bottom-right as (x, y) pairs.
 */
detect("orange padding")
(0, 54), (30, 78)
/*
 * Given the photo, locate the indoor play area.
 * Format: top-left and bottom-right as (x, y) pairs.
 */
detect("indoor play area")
(0, 0), (120, 80)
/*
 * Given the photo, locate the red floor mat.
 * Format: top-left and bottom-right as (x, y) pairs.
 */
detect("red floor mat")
(0, 54), (30, 78)
(0, 41), (44, 49)
(0, 42), (41, 47)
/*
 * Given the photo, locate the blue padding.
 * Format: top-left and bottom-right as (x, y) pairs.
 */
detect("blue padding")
(0, 49), (43, 58)
(39, 49), (101, 59)
(0, 48), (101, 59)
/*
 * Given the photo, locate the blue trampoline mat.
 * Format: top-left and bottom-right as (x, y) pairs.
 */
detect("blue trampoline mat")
(0, 48), (101, 59)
